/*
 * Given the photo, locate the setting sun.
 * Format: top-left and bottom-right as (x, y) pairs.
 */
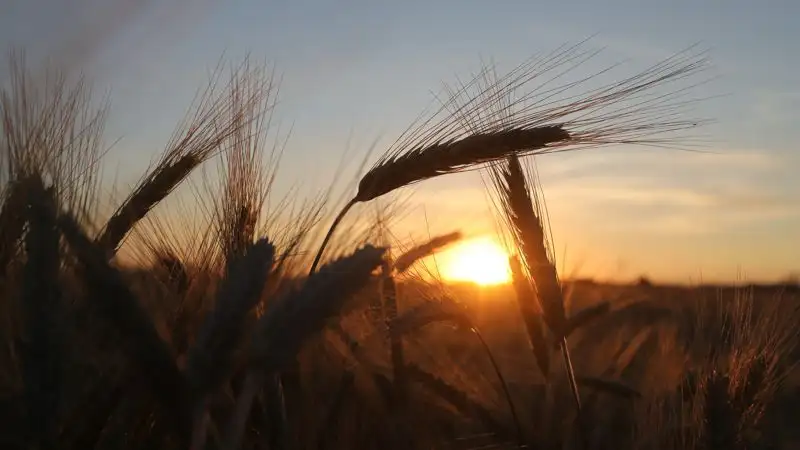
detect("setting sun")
(438, 237), (511, 286)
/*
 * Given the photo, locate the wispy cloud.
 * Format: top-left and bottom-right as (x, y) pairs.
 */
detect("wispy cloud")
(548, 184), (715, 208)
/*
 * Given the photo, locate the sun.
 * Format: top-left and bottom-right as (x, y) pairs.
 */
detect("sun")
(438, 236), (511, 286)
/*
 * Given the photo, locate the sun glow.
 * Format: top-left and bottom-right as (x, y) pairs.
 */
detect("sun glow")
(438, 236), (511, 286)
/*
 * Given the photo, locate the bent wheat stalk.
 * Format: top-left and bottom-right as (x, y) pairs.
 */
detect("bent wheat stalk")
(310, 44), (708, 273)
(309, 126), (569, 274)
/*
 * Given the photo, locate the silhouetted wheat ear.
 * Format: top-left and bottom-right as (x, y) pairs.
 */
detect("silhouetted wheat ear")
(58, 211), (191, 441)
(393, 231), (462, 274)
(224, 245), (384, 450)
(252, 244), (386, 372)
(356, 126), (570, 202)
(98, 154), (198, 252)
(186, 239), (274, 450)
(494, 154), (567, 336)
(20, 177), (62, 445)
(187, 238), (275, 397)
(1, 51), (109, 229)
(489, 155), (584, 430)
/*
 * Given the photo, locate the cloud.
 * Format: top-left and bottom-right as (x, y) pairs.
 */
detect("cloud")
(752, 89), (800, 124)
(632, 214), (714, 235)
(536, 147), (781, 181)
(548, 184), (715, 208)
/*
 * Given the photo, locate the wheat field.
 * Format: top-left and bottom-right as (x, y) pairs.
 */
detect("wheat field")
(0, 44), (798, 450)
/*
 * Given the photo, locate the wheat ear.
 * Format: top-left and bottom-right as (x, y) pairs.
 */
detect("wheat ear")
(1, 50), (108, 229)
(393, 231), (462, 274)
(488, 155), (584, 438)
(224, 245), (385, 450)
(98, 155), (200, 252)
(187, 238), (275, 396)
(491, 155), (567, 335)
(186, 238), (274, 450)
(98, 60), (267, 253)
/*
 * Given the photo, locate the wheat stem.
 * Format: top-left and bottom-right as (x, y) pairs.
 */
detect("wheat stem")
(224, 371), (262, 450)
(382, 261), (407, 407)
(470, 326), (525, 447)
(308, 198), (355, 275)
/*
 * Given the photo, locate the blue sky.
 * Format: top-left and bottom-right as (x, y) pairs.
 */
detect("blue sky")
(2, 0), (798, 282)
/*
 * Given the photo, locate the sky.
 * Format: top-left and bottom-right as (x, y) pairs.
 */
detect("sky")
(1, 0), (798, 283)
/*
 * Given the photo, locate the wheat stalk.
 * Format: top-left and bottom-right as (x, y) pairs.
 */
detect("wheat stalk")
(380, 259), (409, 409)
(310, 45), (708, 274)
(252, 244), (385, 372)
(315, 370), (355, 450)
(19, 176), (62, 445)
(309, 126), (569, 274)
(155, 250), (190, 295)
